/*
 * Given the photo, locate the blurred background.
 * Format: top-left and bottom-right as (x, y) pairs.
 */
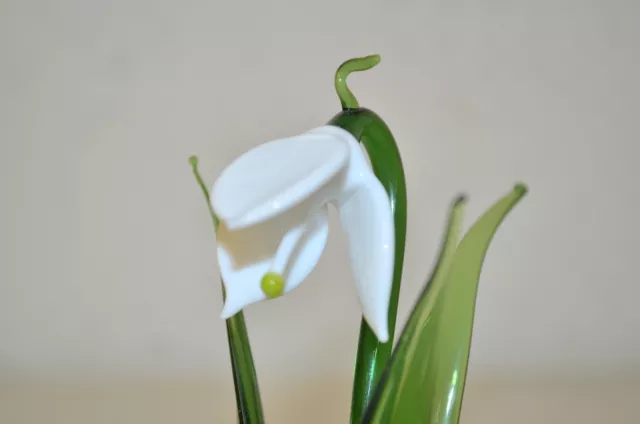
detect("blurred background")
(1, 0), (639, 422)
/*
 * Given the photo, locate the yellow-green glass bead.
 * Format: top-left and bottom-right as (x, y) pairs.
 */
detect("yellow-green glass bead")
(261, 272), (285, 298)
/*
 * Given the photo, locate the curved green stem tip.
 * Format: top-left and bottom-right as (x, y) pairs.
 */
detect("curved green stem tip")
(335, 54), (381, 110)
(188, 154), (219, 230)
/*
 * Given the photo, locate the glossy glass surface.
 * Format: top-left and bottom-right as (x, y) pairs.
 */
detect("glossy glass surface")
(328, 70), (408, 422)
(362, 185), (528, 424)
(186, 54), (529, 424)
(189, 156), (265, 424)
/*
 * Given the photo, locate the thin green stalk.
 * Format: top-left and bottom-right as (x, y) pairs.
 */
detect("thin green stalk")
(328, 55), (408, 423)
(334, 54), (381, 110)
(189, 156), (265, 424)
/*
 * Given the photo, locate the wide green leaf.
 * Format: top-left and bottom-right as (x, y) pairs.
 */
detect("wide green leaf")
(362, 184), (528, 424)
(189, 156), (265, 424)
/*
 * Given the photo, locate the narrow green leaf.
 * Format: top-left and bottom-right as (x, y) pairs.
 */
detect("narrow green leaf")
(362, 184), (528, 424)
(189, 156), (265, 424)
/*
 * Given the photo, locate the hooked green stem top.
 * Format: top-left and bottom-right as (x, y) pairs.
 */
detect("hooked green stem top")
(334, 54), (381, 110)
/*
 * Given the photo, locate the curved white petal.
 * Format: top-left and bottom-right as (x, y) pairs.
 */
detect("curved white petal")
(339, 177), (394, 343)
(308, 126), (395, 343)
(309, 126), (395, 342)
(283, 207), (330, 291)
(340, 177), (395, 343)
(217, 206), (330, 318)
(211, 131), (349, 230)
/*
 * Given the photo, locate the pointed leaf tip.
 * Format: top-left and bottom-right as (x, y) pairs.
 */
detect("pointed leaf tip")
(514, 182), (528, 196)
(361, 185), (528, 424)
(452, 194), (468, 207)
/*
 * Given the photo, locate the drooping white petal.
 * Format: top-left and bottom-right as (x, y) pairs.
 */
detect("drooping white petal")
(217, 206), (330, 318)
(310, 125), (395, 343)
(338, 179), (394, 343)
(211, 131), (349, 230)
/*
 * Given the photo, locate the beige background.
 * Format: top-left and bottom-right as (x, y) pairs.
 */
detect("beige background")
(1, 0), (639, 422)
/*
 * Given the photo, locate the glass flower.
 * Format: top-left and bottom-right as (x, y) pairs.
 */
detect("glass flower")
(210, 125), (395, 342)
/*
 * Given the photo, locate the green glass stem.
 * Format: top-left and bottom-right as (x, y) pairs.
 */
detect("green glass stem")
(334, 54), (381, 110)
(328, 55), (408, 424)
(189, 156), (265, 424)
(224, 305), (264, 424)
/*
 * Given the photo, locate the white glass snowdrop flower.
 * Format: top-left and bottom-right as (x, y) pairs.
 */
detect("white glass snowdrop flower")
(210, 125), (394, 342)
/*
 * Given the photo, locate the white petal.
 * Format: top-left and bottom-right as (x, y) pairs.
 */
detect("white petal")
(311, 125), (395, 342)
(282, 207), (329, 292)
(211, 131), (349, 230)
(217, 206), (330, 318)
(339, 179), (394, 343)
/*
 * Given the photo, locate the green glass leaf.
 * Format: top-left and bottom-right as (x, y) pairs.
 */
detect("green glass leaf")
(362, 184), (528, 424)
(189, 156), (265, 424)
